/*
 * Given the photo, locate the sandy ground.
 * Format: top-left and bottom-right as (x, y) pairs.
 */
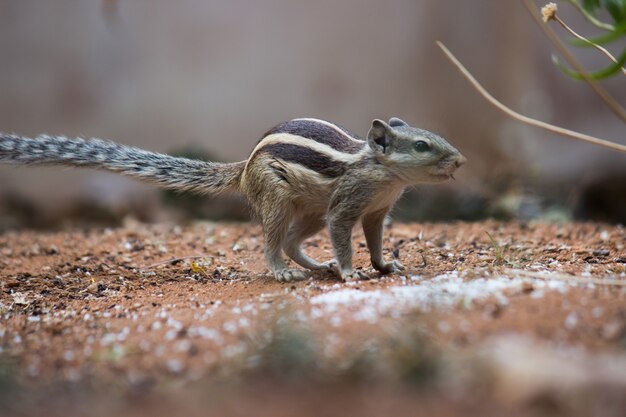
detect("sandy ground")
(1, 220), (625, 416)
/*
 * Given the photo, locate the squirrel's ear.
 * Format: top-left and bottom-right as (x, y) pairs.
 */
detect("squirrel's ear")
(367, 119), (391, 154)
(388, 117), (408, 127)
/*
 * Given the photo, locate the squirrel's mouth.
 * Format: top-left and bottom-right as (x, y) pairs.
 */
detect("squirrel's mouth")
(429, 172), (453, 181)
(429, 164), (462, 181)
(430, 154), (465, 181)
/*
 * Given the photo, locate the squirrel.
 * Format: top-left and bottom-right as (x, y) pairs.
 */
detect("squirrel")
(0, 117), (466, 282)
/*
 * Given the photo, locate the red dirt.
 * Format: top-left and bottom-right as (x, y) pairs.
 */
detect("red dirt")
(1, 220), (625, 416)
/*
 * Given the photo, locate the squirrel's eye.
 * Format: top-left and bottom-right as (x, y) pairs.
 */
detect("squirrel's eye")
(414, 140), (430, 152)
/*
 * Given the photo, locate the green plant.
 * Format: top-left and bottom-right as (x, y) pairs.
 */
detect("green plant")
(386, 329), (440, 384)
(247, 319), (320, 381)
(486, 232), (507, 266)
(436, 0), (626, 155)
(0, 356), (17, 403)
(570, 0), (626, 30)
(550, 1), (626, 79)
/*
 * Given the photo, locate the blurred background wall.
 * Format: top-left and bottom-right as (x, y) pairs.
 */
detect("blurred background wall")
(0, 0), (625, 229)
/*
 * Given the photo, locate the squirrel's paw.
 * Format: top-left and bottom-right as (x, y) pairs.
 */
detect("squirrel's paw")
(340, 269), (369, 282)
(274, 269), (307, 282)
(374, 260), (405, 275)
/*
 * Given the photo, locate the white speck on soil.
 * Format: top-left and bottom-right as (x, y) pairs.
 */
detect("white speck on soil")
(310, 272), (573, 323)
(565, 312), (578, 329)
(223, 321), (238, 334)
(166, 359), (185, 374)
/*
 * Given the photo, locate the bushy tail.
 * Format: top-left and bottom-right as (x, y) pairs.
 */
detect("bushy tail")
(0, 134), (245, 194)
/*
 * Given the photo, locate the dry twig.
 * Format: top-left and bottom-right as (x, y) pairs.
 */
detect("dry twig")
(142, 255), (210, 269)
(542, 4), (626, 77)
(522, 0), (626, 123)
(436, 41), (626, 154)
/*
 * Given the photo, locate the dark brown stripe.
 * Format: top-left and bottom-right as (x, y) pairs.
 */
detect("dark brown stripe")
(256, 143), (347, 178)
(261, 120), (365, 154)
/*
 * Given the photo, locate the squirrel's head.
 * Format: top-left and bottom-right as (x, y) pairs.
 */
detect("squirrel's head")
(367, 117), (466, 184)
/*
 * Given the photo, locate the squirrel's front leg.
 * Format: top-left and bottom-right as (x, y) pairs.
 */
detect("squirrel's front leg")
(362, 208), (404, 274)
(327, 204), (368, 282)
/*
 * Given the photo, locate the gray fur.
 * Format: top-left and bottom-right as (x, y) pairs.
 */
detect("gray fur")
(0, 134), (243, 194)
(0, 117), (466, 282)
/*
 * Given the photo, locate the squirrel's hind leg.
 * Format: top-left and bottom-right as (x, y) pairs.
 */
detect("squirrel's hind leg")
(283, 215), (333, 271)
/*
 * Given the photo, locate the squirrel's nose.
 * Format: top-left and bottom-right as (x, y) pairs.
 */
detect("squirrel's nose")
(454, 154), (467, 168)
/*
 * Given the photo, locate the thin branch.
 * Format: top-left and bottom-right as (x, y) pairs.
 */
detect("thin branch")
(541, 2), (626, 77)
(436, 41), (626, 154)
(142, 255), (210, 269)
(552, 15), (626, 76)
(522, 0), (626, 124)
(564, 0), (616, 31)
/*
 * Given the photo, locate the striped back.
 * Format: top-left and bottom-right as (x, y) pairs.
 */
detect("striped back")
(250, 119), (367, 178)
